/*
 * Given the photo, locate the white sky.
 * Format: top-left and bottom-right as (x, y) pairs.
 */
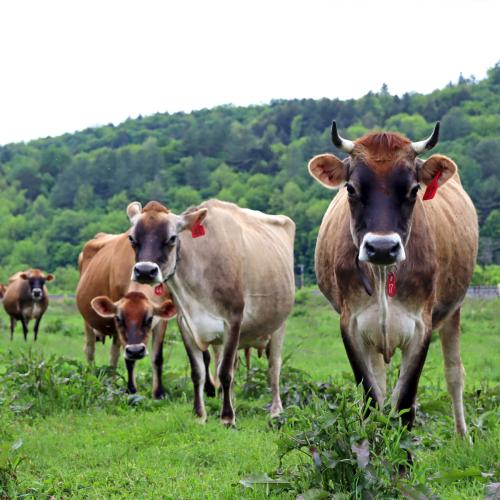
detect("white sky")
(1, 0), (499, 145)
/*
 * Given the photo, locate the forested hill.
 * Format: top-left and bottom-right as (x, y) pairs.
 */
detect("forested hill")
(1, 63), (500, 289)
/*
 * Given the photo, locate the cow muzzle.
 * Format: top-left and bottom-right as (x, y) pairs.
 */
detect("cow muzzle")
(31, 288), (43, 300)
(132, 261), (163, 284)
(359, 232), (405, 266)
(124, 343), (147, 360)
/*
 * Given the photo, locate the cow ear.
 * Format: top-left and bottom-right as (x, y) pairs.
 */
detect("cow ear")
(127, 202), (142, 224)
(177, 208), (208, 232)
(45, 274), (55, 282)
(0, 285), (5, 298)
(308, 154), (348, 189)
(419, 154), (457, 187)
(153, 299), (177, 320)
(19, 273), (29, 280)
(91, 296), (117, 318)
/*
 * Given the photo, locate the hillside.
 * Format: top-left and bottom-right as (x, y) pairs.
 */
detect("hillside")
(1, 63), (499, 288)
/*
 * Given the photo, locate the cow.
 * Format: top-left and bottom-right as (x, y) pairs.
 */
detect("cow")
(76, 232), (179, 398)
(2, 269), (54, 341)
(127, 200), (295, 425)
(308, 121), (478, 434)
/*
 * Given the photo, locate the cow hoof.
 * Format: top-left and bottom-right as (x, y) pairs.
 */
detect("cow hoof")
(220, 416), (236, 428)
(153, 389), (166, 400)
(270, 404), (283, 419)
(194, 415), (207, 425)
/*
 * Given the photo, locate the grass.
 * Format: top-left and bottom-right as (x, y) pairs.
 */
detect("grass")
(0, 290), (498, 498)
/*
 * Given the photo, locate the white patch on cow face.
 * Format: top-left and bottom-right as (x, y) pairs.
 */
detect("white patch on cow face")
(359, 232), (406, 265)
(131, 261), (164, 284)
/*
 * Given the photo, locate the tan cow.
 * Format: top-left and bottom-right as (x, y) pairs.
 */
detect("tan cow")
(76, 232), (177, 398)
(309, 121), (478, 434)
(127, 200), (295, 425)
(2, 269), (54, 341)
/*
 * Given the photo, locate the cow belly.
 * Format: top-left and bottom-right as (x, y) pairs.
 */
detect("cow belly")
(353, 302), (420, 357)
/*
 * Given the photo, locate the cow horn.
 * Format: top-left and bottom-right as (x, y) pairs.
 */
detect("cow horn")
(411, 122), (440, 154)
(331, 121), (355, 154)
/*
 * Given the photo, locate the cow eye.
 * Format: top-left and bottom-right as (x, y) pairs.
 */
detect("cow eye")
(409, 185), (420, 198)
(128, 235), (138, 248)
(115, 315), (123, 326)
(166, 234), (177, 246)
(345, 183), (357, 197)
(144, 316), (153, 327)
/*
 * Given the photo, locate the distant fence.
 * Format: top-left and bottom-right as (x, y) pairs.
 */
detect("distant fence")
(466, 286), (499, 299)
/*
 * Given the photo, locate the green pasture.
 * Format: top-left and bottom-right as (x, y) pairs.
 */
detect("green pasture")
(0, 290), (498, 498)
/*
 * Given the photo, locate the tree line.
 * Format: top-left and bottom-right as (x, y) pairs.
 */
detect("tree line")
(1, 63), (500, 290)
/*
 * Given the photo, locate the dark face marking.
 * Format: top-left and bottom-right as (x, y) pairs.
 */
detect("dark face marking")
(346, 162), (420, 248)
(129, 216), (178, 283)
(28, 277), (46, 301)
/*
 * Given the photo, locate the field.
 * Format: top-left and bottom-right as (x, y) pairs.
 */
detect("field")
(0, 290), (498, 498)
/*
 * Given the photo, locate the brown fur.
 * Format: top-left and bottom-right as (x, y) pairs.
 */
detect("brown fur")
(313, 134), (478, 434)
(76, 231), (172, 399)
(2, 269), (52, 341)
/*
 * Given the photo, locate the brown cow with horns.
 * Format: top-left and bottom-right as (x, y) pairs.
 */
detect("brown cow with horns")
(309, 121), (478, 434)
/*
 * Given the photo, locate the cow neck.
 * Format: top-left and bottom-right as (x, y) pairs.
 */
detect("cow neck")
(163, 239), (182, 283)
(374, 265), (396, 364)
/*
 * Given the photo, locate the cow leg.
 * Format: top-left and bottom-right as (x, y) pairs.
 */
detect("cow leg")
(125, 359), (137, 394)
(84, 322), (96, 363)
(391, 322), (431, 430)
(268, 324), (285, 418)
(9, 317), (16, 341)
(439, 309), (467, 435)
(151, 321), (167, 400)
(203, 350), (216, 397)
(20, 317), (29, 341)
(179, 325), (207, 421)
(33, 315), (43, 341)
(367, 348), (387, 399)
(109, 334), (120, 370)
(340, 313), (384, 408)
(244, 347), (252, 382)
(218, 319), (241, 427)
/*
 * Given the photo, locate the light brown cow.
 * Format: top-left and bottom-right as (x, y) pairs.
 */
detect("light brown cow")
(309, 121), (478, 434)
(76, 232), (177, 398)
(127, 200), (295, 425)
(2, 269), (54, 341)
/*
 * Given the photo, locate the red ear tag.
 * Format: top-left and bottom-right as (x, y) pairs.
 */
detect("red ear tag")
(386, 272), (396, 297)
(191, 222), (206, 238)
(422, 171), (442, 201)
(154, 283), (164, 296)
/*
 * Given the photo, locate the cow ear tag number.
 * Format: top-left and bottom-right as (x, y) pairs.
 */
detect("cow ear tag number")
(423, 171), (442, 201)
(386, 272), (396, 297)
(191, 221), (206, 238)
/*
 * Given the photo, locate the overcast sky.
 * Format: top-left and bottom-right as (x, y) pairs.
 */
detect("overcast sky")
(1, 0), (499, 145)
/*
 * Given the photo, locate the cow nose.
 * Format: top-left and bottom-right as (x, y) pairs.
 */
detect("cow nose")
(125, 344), (147, 360)
(32, 288), (43, 299)
(133, 262), (160, 284)
(359, 233), (405, 265)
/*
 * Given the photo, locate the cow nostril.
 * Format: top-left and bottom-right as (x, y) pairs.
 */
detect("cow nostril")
(365, 242), (375, 255)
(148, 268), (157, 278)
(389, 243), (400, 255)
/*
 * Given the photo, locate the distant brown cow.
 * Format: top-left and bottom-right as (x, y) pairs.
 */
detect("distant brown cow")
(309, 121), (478, 434)
(76, 232), (186, 398)
(2, 269), (54, 341)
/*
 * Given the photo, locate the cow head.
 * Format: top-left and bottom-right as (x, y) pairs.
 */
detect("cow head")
(91, 291), (176, 361)
(0, 284), (6, 299)
(309, 121), (457, 266)
(19, 269), (54, 301)
(126, 201), (207, 285)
